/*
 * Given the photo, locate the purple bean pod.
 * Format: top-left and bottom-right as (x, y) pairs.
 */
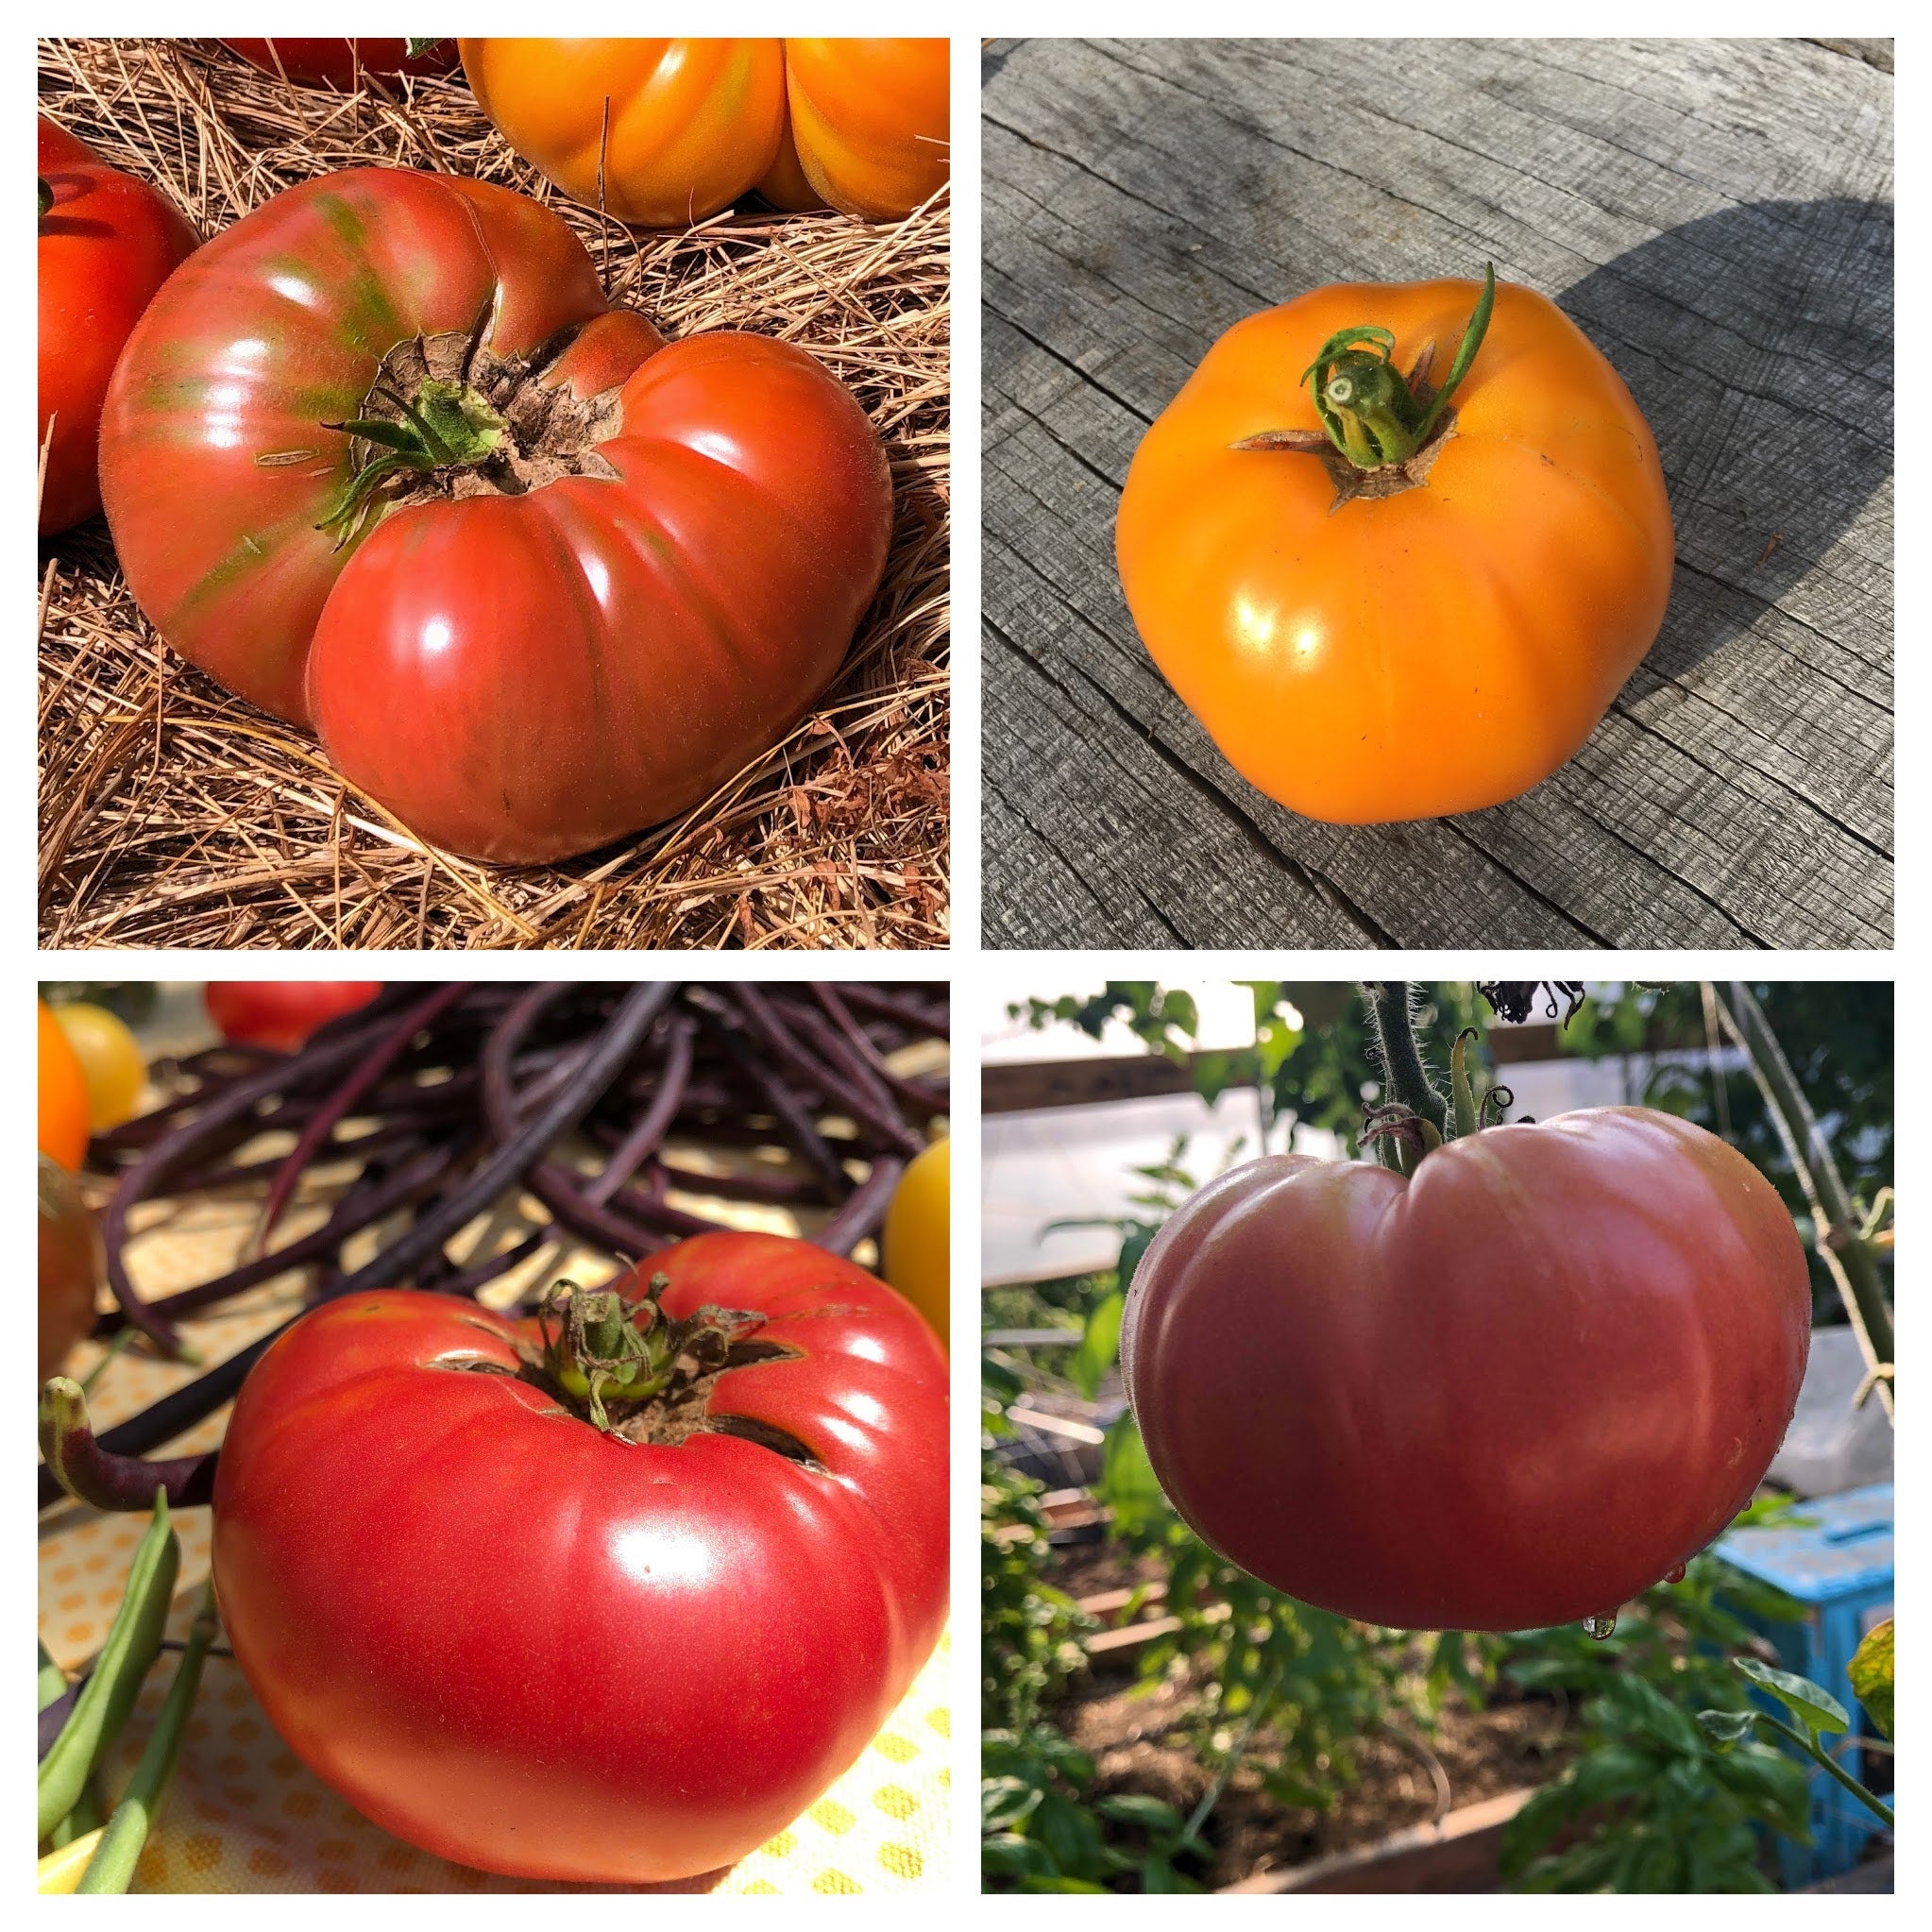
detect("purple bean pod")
(256, 983), (470, 1247)
(816, 1156), (907, 1257)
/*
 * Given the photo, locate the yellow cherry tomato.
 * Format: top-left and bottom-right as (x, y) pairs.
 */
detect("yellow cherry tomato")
(882, 1136), (948, 1347)
(51, 1002), (146, 1131)
(38, 1000), (90, 1169)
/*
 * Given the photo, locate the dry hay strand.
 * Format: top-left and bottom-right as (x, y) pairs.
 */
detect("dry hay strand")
(38, 39), (950, 952)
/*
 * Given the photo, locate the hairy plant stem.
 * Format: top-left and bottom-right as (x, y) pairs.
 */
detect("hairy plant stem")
(1361, 981), (1449, 1150)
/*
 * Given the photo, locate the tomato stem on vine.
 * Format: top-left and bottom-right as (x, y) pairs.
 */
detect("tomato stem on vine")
(1362, 983), (1448, 1140)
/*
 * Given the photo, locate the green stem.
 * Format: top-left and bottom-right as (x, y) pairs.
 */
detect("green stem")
(1185, 1669), (1280, 1842)
(80, 1326), (140, 1396)
(1712, 983), (1893, 1415)
(1362, 983), (1447, 1137)
(1756, 1713), (1894, 1826)
(1411, 263), (1496, 448)
(76, 1582), (219, 1892)
(1304, 264), (1497, 469)
(38, 1495), (178, 1840)
(1449, 1030), (1481, 1139)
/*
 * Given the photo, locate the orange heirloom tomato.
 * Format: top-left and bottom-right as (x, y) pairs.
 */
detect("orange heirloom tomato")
(460, 38), (948, 227)
(1116, 269), (1674, 823)
(781, 39), (951, 222)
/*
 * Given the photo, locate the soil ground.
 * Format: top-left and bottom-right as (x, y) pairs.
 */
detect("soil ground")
(1041, 1534), (1579, 1890)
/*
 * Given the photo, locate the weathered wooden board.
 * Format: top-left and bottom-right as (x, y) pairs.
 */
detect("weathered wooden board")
(982, 39), (1893, 948)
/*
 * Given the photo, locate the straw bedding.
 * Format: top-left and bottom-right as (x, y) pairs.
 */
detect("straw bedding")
(38, 39), (950, 950)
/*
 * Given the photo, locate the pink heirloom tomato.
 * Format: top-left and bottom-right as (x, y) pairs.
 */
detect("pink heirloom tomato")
(1121, 1109), (1810, 1631)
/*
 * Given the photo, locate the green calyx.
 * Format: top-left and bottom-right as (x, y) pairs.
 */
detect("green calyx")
(320, 373), (506, 548)
(1360, 983), (1515, 1177)
(1304, 263), (1496, 468)
(1231, 263), (1498, 476)
(535, 1274), (764, 1433)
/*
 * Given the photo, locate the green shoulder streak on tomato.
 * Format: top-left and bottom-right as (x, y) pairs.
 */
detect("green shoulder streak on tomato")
(166, 497), (370, 626)
(276, 198), (414, 361)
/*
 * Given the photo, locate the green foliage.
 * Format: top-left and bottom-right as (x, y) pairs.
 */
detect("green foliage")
(1009, 979), (1490, 1156)
(1008, 983), (1199, 1061)
(982, 1417), (1211, 1891)
(983, 1269), (1115, 1335)
(1564, 983), (1891, 1213)
(1495, 1544), (1814, 1891)
(983, 1729), (1211, 1891)
(981, 1464), (1094, 1734)
(1698, 1645), (1895, 1836)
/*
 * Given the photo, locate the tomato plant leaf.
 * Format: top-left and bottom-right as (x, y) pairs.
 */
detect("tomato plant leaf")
(1069, 1293), (1123, 1400)
(1736, 1656), (1849, 1736)
(1096, 1415), (1167, 1534)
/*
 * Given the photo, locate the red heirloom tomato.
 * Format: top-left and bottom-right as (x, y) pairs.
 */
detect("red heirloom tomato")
(223, 39), (458, 89)
(204, 981), (382, 1052)
(461, 37), (949, 226)
(1116, 269), (1674, 822)
(212, 1232), (949, 1883)
(37, 115), (195, 535)
(1121, 1109), (1809, 1632)
(98, 168), (891, 863)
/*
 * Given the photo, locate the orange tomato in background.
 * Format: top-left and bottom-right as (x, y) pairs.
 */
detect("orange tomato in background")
(38, 1000), (90, 1169)
(460, 38), (949, 227)
(1116, 275), (1675, 823)
(781, 39), (951, 221)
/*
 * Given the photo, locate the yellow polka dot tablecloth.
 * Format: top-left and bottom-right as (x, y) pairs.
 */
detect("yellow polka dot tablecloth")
(40, 1010), (953, 1894)
(38, 1538), (952, 1894)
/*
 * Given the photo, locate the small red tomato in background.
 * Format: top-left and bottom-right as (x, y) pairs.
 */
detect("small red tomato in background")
(38, 115), (196, 535)
(222, 39), (458, 89)
(1122, 1108), (1811, 1632)
(204, 982), (382, 1053)
(38, 999), (90, 1169)
(212, 1231), (948, 1883)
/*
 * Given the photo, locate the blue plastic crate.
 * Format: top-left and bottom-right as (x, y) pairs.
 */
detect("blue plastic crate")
(1714, 1482), (1894, 1885)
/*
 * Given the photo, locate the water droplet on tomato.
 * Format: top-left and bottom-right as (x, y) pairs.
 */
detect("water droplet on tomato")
(1583, 1612), (1618, 1641)
(1664, 1563), (1686, 1585)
